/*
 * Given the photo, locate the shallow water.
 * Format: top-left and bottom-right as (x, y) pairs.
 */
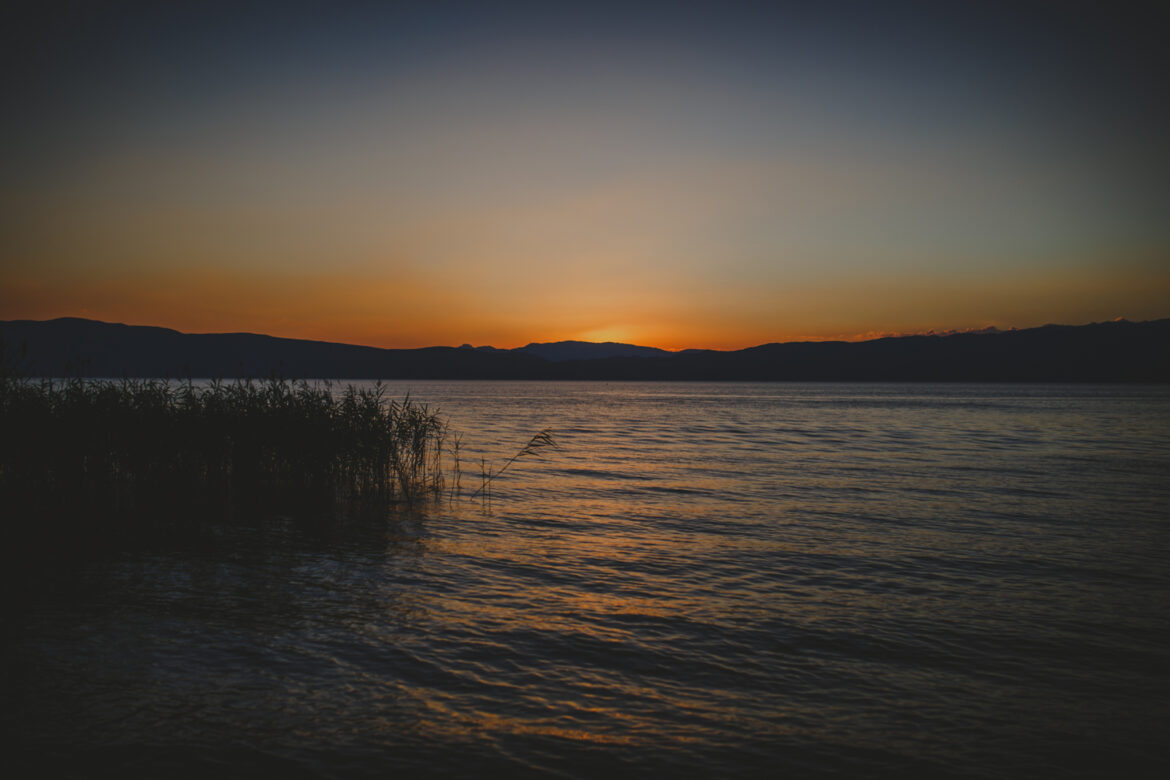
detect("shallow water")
(7, 383), (1170, 777)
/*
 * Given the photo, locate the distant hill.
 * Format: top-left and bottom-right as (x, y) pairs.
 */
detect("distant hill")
(1, 317), (1168, 381)
(0, 318), (547, 380)
(515, 341), (673, 361)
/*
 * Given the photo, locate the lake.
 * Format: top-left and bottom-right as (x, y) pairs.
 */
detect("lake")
(7, 382), (1170, 778)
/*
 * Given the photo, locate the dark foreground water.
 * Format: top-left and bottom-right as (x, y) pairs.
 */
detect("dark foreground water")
(6, 383), (1170, 778)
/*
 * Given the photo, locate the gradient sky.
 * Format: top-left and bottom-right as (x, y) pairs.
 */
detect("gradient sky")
(2, 0), (1168, 349)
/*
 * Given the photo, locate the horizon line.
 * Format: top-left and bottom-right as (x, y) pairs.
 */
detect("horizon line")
(1, 314), (1156, 354)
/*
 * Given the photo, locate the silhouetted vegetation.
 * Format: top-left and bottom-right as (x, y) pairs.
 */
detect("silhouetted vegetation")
(473, 429), (557, 512)
(0, 375), (451, 543)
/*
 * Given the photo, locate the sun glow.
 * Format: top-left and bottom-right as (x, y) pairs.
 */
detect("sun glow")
(575, 326), (636, 344)
(1, 4), (1167, 349)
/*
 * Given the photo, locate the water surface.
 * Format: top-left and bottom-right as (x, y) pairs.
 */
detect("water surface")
(8, 383), (1170, 777)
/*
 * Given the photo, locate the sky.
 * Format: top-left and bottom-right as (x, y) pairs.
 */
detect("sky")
(1, 0), (1168, 350)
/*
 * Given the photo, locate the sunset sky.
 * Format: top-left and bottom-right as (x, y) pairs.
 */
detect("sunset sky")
(2, 1), (1168, 350)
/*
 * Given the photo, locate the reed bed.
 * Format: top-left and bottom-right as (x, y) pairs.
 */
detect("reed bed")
(0, 376), (450, 532)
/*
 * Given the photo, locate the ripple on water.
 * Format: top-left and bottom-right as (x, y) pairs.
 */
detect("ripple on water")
(9, 382), (1170, 778)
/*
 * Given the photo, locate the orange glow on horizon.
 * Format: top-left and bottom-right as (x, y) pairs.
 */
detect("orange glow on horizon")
(2, 258), (1169, 352)
(3, 3), (1168, 363)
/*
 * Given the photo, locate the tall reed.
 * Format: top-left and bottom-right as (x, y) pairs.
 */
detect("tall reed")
(0, 376), (449, 530)
(472, 429), (558, 511)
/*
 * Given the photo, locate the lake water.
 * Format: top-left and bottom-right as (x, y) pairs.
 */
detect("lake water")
(7, 382), (1170, 778)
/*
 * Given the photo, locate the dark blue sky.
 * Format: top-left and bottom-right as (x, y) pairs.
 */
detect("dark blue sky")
(2, 0), (1167, 347)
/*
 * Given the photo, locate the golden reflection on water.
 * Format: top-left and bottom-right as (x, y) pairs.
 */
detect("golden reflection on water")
(413, 695), (644, 747)
(13, 383), (1168, 776)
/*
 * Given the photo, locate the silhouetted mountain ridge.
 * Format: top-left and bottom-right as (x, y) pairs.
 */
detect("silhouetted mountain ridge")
(516, 341), (673, 361)
(1, 317), (1167, 381)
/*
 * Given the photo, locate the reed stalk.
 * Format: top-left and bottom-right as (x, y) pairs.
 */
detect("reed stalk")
(472, 429), (558, 511)
(0, 376), (450, 528)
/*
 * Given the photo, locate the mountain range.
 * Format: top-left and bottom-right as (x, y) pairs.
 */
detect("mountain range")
(1, 317), (1168, 382)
